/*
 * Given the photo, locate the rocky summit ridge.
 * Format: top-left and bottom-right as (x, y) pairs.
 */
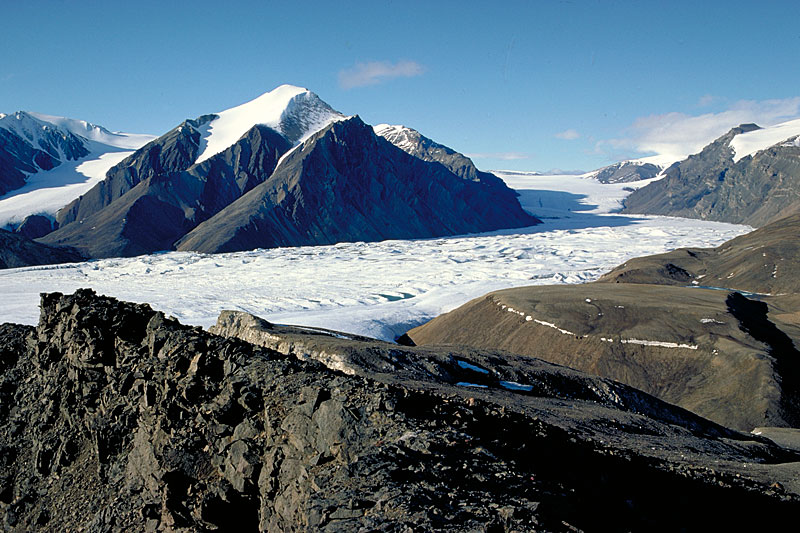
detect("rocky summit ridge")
(1, 289), (800, 531)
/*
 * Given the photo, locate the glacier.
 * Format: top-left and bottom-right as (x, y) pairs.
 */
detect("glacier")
(0, 172), (749, 341)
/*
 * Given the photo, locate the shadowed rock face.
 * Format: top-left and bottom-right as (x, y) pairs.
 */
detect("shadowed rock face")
(55, 115), (216, 229)
(39, 124), (291, 258)
(176, 117), (539, 254)
(2, 290), (800, 531)
(13, 214), (54, 240)
(622, 124), (800, 226)
(0, 229), (83, 269)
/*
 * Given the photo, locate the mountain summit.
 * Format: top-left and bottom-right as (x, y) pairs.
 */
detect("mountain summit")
(195, 85), (345, 164)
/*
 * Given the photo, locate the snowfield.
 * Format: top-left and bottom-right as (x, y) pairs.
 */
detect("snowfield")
(0, 151), (135, 226)
(0, 172), (750, 341)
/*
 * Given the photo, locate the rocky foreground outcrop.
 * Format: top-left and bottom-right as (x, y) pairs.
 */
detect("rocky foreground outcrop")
(2, 290), (800, 531)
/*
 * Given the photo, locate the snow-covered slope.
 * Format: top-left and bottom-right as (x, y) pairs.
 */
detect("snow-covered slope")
(0, 112), (155, 228)
(493, 170), (662, 216)
(27, 112), (154, 150)
(729, 117), (800, 162)
(195, 85), (345, 164)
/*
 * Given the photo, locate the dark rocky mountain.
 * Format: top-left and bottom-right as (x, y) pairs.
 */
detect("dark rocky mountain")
(589, 160), (663, 183)
(2, 289), (799, 531)
(0, 229), (84, 269)
(176, 117), (539, 254)
(622, 123), (800, 226)
(0, 112), (89, 196)
(25, 89), (537, 260)
(407, 215), (800, 431)
(39, 125), (291, 258)
(276, 90), (343, 144)
(55, 115), (217, 228)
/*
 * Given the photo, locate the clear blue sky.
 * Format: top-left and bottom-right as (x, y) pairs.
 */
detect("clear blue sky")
(3, 0), (800, 172)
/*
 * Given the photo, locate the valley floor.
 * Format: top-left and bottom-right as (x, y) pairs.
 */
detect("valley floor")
(0, 173), (749, 340)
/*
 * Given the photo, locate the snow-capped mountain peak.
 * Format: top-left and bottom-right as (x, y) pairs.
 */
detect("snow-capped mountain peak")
(729, 117), (800, 162)
(195, 85), (345, 164)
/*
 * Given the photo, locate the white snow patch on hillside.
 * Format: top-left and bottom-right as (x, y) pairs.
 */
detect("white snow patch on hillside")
(0, 150), (134, 226)
(729, 118), (800, 162)
(195, 85), (343, 164)
(373, 124), (420, 152)
(0, 112), (154, 228)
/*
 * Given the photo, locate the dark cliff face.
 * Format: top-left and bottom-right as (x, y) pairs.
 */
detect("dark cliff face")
(39, 124), (291, 258)
(55, 115), (217, 228)
(176, 117), (540, 254)
(622, 124), (800, 226)
(0, 229), (84, 269)
(0, 113), (90, 196)
(1, 290), (799, 531)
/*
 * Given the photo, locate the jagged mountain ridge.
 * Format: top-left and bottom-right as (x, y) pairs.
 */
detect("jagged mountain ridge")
(374, 123), (504, 184)
(175, 116), (539, 254)
(40, 125), (292, 258)
(622, 121), (800, 226)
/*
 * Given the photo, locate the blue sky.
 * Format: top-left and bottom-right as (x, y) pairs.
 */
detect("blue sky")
(2, 0), (800, 172)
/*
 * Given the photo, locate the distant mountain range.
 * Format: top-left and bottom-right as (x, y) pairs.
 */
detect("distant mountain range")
(1, 86), (539, 261)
